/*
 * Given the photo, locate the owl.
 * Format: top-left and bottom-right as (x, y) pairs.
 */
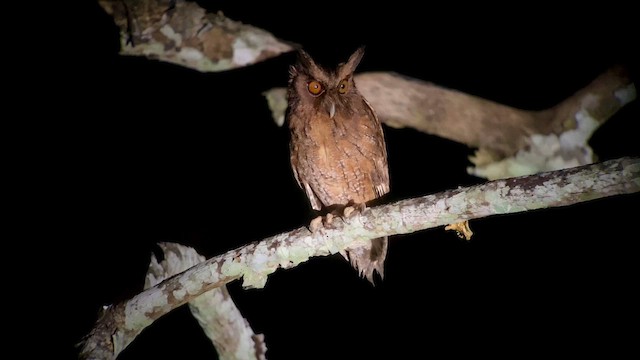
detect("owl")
(286, 47), (390, 283)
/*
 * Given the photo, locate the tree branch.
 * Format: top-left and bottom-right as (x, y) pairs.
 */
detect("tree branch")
(145, 243), (266, 360)
(98, 0), (293, 72)
(80, 157), (639, 359)
(265, 66), (636, 179)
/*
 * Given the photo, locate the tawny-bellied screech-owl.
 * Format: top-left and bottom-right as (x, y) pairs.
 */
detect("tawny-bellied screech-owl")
(286, 47), (390, 283)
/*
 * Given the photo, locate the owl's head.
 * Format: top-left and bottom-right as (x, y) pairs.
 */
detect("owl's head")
(288, 47), (366, 118)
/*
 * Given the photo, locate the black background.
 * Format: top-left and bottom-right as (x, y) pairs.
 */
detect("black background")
(61, 2), (638, 358)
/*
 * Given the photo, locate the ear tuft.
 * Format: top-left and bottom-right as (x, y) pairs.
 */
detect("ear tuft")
(296, 49), (317, 70)
(338, 46), (366, 78)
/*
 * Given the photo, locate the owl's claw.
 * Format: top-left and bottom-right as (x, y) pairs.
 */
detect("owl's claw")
(309, 204), (366, 233)
(308, 213), (337, 232)
(309, 216), (323, 232)
(309, 210), (353, 233)
(343, 206), (355, 218)
(325, 212), (335, 225)
(343, 203), (366, 218)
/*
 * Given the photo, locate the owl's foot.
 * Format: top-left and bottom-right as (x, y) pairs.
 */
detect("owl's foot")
(309, 209), (353, 232)
(343, 202), (367, 218)
(308, 212), (339, 232)
(309, 216), (323, 232)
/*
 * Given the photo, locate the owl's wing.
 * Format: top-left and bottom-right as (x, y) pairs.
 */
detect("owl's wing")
(362, 97), (390, 197)
(290, 143), (324, 211)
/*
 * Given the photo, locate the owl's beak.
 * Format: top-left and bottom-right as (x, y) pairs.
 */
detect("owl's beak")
(327, 101), (336, 118)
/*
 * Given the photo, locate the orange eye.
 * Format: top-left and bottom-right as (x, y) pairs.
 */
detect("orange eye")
(338, 79), (349, 94)
(307, 81), (323, 95)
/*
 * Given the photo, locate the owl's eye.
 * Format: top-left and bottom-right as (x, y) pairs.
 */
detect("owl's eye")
(307, 81), (324, 96)
(338, 79), (350, 94)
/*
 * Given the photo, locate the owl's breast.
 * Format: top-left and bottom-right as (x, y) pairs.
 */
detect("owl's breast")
(291, 112), (383, 206)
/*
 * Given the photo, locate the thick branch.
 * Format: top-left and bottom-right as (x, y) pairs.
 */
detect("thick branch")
(146, 243), (266, 360)
(80, 157), (639, 359)
(357, 67), (634, 155)
(265, 66), (636, 179)
(98, 0), (292, 72)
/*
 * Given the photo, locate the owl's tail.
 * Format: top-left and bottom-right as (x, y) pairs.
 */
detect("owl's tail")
(342, 237), (388, 284)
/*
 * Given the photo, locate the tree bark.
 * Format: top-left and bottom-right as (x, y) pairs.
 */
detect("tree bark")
(145, 243), (266, 360)
(80, 157), (639, 359)
(98, 0), (292, 72)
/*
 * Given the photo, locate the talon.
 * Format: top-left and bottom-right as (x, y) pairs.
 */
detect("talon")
(309, 216), (323, 232)
(344, 203), (366, 218)
(325, 213), (335, 226)
(343, 206), (355, 218)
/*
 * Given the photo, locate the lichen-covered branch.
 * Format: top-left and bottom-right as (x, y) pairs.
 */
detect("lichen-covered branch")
(265, 66), (636, 179)
(80, 157), (639, 359)
(146, 243), (266, 360)
(98, 0), (292, 72)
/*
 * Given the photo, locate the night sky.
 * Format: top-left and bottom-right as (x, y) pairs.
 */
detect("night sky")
(63, 2), (637, 358)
